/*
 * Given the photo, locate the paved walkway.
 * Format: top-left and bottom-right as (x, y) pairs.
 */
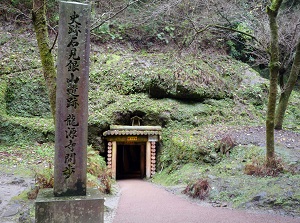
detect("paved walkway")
(113, 179), (299, 223)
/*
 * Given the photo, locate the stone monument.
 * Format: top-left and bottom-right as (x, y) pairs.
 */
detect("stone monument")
(54, 0), (90, 197)
(35, 1), (104, 222)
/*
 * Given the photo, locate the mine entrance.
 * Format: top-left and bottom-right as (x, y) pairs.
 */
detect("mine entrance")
(116, 144), (146, 179)
(103, 124), (161, 179)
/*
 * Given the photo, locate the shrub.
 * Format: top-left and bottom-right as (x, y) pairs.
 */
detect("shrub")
(244, 156), (284, 177)
(182, 178), (210, 200)
(215, 135), (236, 156)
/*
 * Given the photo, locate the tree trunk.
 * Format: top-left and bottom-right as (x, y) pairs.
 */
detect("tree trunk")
(32, 0), (56, 122)
(275, 38), (300, 130)
(265, 0), (283, 165)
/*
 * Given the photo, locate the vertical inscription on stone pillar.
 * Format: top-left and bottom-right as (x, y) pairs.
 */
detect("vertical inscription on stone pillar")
(54, 1), (90, 197)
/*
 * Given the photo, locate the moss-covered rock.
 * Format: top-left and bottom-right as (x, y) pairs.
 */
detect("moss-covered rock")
(89, 51), (250, 101)
(148, 60), (229, 100)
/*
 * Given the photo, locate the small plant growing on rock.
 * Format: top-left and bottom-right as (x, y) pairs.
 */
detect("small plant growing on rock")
(28, 162), (54, 199)
(182, 179), (210, 200)
(99, 169), (112, 194)
(34, 162), (54, 189)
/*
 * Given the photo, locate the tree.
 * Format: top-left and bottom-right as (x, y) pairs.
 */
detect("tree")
(32, 0), (56, 121)
(265, 0), (283, 165)
(265, 0), (300, 166)
(275, 38), (300, 129)
(175, 0), (298, 165)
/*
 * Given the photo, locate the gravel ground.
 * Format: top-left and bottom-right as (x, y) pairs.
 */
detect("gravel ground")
(0, 171), (35, 223)
(214, 125), (300, 163)
(216, 126), (300, 150)
(104, 184), (121, 223)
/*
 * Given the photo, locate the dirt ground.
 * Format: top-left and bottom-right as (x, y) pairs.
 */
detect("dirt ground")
(216, 125), (300, 161)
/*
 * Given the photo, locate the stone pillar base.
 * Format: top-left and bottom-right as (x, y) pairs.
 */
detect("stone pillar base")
(35, 188), (104, 223)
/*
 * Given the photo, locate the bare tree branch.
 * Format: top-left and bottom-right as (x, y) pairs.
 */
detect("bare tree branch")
(291, 23), (300, 46)
(49, 32), (58, 53)
(0, 3), (31, 20)
(200, 25), (260, 43)
(91, 0), (140, 31)
(185, 20), (266, 51)
(214, 3), (232, 26)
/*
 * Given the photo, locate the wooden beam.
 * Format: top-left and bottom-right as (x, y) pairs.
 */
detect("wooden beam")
(110, 125), (162, 131)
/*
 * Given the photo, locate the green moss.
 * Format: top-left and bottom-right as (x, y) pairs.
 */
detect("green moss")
(89, 51), (247, 100)
(153, 163), (200, 186)
(0, 79), (7, 116)
(0, 30), (41, 75)
(0, 116), (54, 145)
(11, 189), (31, 201)
(282, 90), (300, 131)
(5, 70), (51, 118)
(105, 54), (122, 65)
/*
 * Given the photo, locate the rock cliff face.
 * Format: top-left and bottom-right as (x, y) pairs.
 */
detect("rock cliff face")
(89, 52), (252, 102)
(148, 68), (228, 101)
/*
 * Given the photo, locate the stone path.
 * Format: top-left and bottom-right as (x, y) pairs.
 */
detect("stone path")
(113, 179), (300, 223)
